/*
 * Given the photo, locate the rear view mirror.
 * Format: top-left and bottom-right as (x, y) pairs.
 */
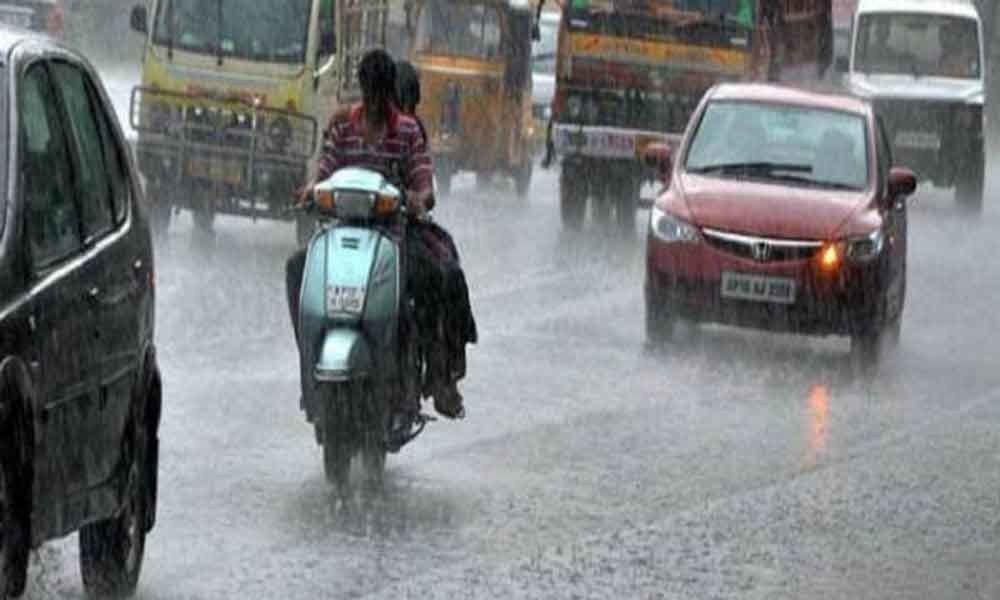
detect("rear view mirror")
(641, 143), (672, 182)
(130, 5), (148, 34)
(888, 166), (917, 197)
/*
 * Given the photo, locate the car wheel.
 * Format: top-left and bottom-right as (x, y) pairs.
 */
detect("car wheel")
(955, 151), (984, 214)
(559, 165), (585, 230)
(79, 416), (148, 599)
(0, 383), (29, 600)
(645, 296), (675, 346)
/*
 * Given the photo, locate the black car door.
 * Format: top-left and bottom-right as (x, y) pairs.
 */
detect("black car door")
(17, 60), (99, 507)
(48, 59), (139, 492)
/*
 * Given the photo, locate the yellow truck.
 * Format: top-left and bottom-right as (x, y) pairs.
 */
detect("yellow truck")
(128, 0), (389, 242)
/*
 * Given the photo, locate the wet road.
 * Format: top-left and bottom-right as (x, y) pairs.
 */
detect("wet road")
(21, 70), (1000, 598)
(22, 156), (1000, 598)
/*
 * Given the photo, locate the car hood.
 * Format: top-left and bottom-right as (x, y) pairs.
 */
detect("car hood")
(678, 174), (869, 240)
(846, 73), (984, 104)
(532, 72), (555, 107)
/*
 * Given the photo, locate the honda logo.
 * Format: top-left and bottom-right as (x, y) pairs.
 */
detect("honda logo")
(751, 241), (772, 262)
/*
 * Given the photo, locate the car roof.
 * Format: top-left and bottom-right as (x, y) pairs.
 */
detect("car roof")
(856, 0), (980, 20)
(708, 83), (871, 117)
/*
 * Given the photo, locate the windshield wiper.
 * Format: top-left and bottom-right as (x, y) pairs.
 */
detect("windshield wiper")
(688, 161), (813, 175)
(770, 173), (862, 191)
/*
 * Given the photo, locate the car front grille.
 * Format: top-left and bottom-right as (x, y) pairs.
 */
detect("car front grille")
(701, 228), (823, 263)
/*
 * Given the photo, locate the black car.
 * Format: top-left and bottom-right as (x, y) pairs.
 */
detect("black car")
(0, 28), (160, 599)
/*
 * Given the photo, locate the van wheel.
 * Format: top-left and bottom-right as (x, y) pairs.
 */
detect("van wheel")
(79, 416), (148, 599)
(0, 384), (29, 600)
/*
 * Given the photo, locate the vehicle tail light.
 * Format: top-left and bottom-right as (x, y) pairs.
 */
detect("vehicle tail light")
(47, 2), (65, 38)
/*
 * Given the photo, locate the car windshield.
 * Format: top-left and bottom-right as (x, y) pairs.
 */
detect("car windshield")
(532, 17), (558, 75)
(686, 100), (870, 191)
(414, 0), (503, 59)
(153, 0), (312, 64)
(853, 13), (980, 79)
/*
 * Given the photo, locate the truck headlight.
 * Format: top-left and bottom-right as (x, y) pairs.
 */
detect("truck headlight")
(650, 205), (699, 243)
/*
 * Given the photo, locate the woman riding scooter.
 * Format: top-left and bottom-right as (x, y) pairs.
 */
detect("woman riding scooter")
(395, 59), (478, 402)
(286, 50), (472, 420)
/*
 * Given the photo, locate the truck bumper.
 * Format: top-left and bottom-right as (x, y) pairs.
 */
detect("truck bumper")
(551, 123), (678, 160)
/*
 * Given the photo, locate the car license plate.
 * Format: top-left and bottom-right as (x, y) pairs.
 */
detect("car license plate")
(721, 271), (796, 304)
(0, 7), (32, 28)
(894, 130), (940, 151)
(186, 158), (243, 186)
(326, 285), (366, 314)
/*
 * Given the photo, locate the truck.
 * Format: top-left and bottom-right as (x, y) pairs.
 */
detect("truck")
(542, 0), (834, 232)
(128, 0), (390, 243)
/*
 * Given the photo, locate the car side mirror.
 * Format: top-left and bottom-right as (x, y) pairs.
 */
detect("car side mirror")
(130, 5), (148, 34)
(641, 143), (672, 182)
(887, 166), (917, 197)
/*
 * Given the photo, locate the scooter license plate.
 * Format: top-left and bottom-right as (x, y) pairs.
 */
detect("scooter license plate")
(326, 285), (366, 314)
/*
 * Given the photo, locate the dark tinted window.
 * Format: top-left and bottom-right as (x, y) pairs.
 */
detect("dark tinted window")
(20, 64), (82, 269)
(51, 62), (114, 241)
(88, 74), (130, 225)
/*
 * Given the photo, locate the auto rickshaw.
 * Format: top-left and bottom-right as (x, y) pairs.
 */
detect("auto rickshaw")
(406, 0), (536, 197)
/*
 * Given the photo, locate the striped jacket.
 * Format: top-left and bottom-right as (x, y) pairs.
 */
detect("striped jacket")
(315, 103), (435, 208)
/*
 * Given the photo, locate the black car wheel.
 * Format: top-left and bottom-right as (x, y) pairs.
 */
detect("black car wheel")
(0, 384), (29, 600)
(79, 416), (148, 599)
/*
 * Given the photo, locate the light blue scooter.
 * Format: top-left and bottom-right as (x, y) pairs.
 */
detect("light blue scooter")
(297, 167), (428, 490)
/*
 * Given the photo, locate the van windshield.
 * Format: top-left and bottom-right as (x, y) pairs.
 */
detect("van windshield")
(154, 0), (312, 65)
(414, 0), (503, 59)
(854, 13), (980, 79)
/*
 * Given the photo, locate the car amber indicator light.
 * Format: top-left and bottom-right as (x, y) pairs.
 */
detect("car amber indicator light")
(820, 244), (841, 271)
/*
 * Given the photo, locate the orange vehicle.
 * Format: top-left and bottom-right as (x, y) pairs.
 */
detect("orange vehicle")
(407, 0), (536, 197)
(542, 0), (833, 232)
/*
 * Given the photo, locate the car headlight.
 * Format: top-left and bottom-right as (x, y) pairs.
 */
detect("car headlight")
(650, 205), (699, 243)
(845, 229), (884, 262)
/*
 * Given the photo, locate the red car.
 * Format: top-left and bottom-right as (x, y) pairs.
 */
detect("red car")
(0, 0), (64, 38)
(643, 83), (916, 361)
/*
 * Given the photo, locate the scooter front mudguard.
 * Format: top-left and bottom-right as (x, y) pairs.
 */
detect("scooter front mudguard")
(314, 329), (373, 383)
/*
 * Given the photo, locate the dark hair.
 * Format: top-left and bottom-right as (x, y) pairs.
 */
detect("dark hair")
(358, 49), (397, 120)
(395, 60), (421, 114)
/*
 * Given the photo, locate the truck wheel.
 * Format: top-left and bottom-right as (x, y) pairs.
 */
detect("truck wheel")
(79, 414), (148, 599)
(955, 152), (984, 214)
(0, 382), (29, 600)
(560, 165), (585, 230)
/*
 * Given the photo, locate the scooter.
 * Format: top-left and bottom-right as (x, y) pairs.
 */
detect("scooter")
(296, 167), (430, 490)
